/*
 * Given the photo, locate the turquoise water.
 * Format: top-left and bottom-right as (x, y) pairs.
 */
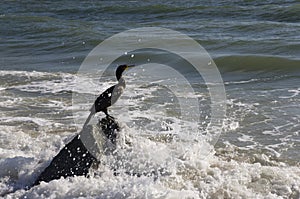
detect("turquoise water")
(0, 1), (299, 198)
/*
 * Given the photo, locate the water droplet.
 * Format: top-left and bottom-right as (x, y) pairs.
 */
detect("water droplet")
(147, 58), (150, 62)
(82, 41), (86, 45)
(208, 61), (212, 65)
(131, 54), (135, 58)
(124, 52), (128, 55)
(138, 38), (142, 42)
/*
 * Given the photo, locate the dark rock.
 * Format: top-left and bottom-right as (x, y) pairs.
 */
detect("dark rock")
(33, 116), (120, 186)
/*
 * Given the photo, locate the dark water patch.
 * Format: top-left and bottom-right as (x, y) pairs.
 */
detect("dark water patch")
(215, 55), (300, 72)
(258, 3), (300, 23)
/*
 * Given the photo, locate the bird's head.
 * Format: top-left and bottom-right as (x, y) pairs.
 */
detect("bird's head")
(116, 64), (135, 81)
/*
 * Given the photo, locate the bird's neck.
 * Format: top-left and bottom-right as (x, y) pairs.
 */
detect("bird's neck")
(116, 72), (122, 81)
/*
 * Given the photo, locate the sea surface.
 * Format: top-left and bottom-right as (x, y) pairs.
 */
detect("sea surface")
(0, 0), (300, 198)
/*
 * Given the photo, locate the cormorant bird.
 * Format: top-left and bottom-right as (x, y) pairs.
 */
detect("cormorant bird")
(82, 64), (134, 128)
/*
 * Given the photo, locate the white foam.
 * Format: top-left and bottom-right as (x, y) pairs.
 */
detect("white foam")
(279, 88), (300, 99)
(0, 97), (23, 108)
(237, 134), (253, 142)
(1, 70), (299, 198)
(3, 71), (112, 95)
(0, 117), (59, 127)
(0, 115), (299, 199)
(225, 78), (260, 85)
(0, 70), (53, 77)
(3, 139), (299, 198)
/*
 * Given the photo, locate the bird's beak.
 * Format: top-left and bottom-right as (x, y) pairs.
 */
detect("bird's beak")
(126, 64), (135, 69)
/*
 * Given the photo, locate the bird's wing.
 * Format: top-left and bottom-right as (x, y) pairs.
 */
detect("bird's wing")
(92, 85), (116, 112)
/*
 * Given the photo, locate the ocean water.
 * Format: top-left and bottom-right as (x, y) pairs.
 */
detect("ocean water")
(0, 0), (300, 198)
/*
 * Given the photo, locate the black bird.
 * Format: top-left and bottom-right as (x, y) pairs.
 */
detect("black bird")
(82, 64), (134, 128)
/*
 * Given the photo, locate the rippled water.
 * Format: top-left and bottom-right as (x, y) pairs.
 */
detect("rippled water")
(0, 0), (299, 198)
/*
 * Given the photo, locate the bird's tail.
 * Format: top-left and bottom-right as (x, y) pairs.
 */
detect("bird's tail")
(82, 111), (94, 129)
